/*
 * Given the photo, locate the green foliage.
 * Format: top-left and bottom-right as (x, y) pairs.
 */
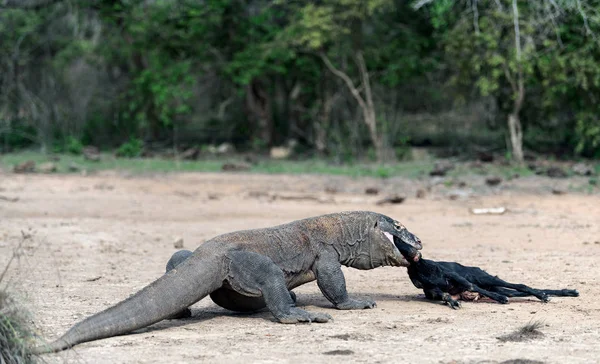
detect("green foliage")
(1, 0), (600, 160)
(116, 138), (144, 158)
(65, 136), (84, 155)
(395, 136), (412, 161)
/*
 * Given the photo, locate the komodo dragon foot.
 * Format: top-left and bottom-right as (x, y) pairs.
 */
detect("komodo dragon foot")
(277, 308), (332, 324)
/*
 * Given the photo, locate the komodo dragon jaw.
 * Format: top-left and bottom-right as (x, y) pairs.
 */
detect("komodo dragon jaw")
(31, 211), (422, 354)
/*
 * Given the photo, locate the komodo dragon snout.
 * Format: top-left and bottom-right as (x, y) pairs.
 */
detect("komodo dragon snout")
(373, 216), (422, 267)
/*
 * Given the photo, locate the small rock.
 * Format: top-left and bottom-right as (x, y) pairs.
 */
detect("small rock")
(221, 162), (251, 172)
(38, 162), (57, 173)
(140, 149), (155, 158)
(429, 161), (455, 177)
(485, 176), (503, 186)
(551, 188), (566, 195)
(244, 155), (258, 165)
(448, 189), (471, 200)
(68, 163), (81, 172)
(375, 194), (406, 205)
(547, 166), (568, 178)
(173, 237), (184, 249)
(323, 350), (354, 356)
(180, 147), (200, 160)
(217, 143), (235, 154)
(416, 188), (426, 199)
(478, 151), (494, 163)
(572, 162), (594, 176)
(13, 160), (35, 173)
(270, 146), (292, 159)
(207, 193), (220, 200)
(325, 186), (338, 194)
(83, 146), (101, 162)
(365, 187), (379, 195)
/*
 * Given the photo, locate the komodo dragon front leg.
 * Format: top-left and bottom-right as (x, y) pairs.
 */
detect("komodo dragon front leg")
(314, 247), (376, 309)
(166, 249), (297, 315)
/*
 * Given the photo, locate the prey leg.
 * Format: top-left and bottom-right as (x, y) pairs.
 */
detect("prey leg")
(473, 275), (549, 302)
(446, 272), (509, 304)
(425, 288), (461, 309)
(491, 286), (579, 298)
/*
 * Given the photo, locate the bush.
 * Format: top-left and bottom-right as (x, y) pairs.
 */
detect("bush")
(116, 138), (144, 158)
(65, 136), (84, 155)
(1, 239), (36, 363)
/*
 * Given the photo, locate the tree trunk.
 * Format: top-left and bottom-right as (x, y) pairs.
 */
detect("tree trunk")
(364, 107), (384, 162)
(319, 51), (388, 163)
(246, 79), (273, 147)
(507, 113), (523, 163)
(508, 0), (525, 164)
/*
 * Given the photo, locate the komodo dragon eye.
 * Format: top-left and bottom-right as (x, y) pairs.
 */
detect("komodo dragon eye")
(393, 221), (405, 230)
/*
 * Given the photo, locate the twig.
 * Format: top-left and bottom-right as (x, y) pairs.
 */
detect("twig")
(0, 195), (19, 202)
(575, 0), (598, 41)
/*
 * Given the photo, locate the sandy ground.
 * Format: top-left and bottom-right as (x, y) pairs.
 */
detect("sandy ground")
(0, 171), (599, 364)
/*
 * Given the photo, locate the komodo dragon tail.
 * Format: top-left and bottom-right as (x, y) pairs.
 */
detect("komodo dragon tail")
(32, 250), (225, 354)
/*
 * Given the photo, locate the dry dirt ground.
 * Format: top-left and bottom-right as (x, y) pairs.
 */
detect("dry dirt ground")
(0, 171), (599, 364)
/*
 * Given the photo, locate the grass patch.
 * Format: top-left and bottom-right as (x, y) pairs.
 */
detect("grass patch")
(447, 162), (534, 179)
(497, 321), (545, 343)
(0, 150), (562, 180)
(1, 234), (36, 364)
(0, 151), (436, 178)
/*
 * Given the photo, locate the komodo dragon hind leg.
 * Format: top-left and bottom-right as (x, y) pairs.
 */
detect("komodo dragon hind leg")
(227, 251), (331, 324)
(165, 250), (194, 319)
(166, 250), (298, 314)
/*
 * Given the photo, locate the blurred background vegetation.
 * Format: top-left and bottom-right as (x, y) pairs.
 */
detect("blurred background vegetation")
(1, 0), (599, 164)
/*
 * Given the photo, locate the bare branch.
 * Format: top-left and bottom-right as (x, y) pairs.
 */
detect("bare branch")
(354, 52), (374, 117)
(319, 52), (368, 114)
(575, 0), (598, 41)
(472, 0), (480, 34)
(493, 0), (503, 11)
(512, 0), (522, 63)
(412, 0), (434, 10)
(217, 96), (234, 121)
(512, 0), (525, 112)
(502, 62), (517, 94)
(545, 0), (563, 47)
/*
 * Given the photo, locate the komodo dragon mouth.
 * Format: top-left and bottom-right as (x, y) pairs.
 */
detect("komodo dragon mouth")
(385, 232), (421, 262)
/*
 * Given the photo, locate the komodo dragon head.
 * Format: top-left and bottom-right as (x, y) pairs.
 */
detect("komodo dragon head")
(345, 212), (422, 269)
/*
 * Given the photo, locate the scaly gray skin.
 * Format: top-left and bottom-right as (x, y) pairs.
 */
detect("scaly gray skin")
(32, 211), (422, 354)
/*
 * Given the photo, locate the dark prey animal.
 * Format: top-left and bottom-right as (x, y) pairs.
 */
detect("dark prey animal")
(32, 211), (422, 354)
(394, 241), (579, 309)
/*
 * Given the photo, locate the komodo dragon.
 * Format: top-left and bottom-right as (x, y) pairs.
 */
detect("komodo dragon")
(394, 240), (578, 309)
(32, 211), (422, 354)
